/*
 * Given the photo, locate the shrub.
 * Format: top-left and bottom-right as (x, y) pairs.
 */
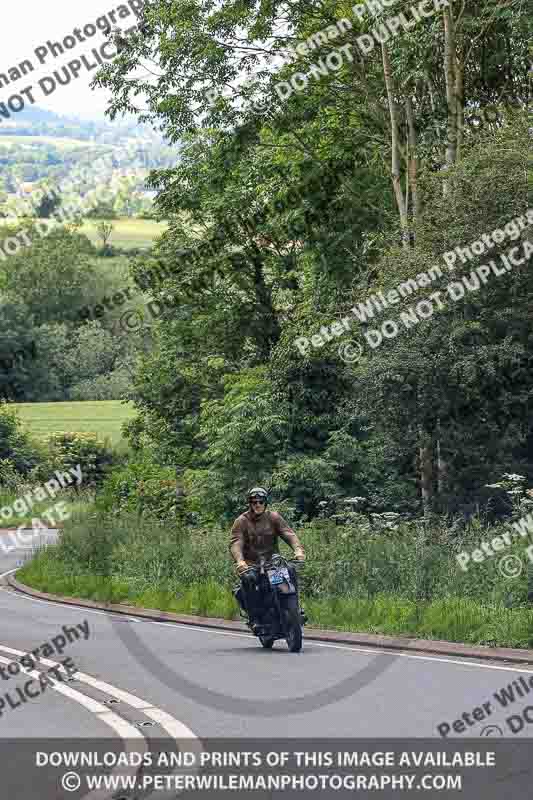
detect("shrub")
(69, 368), (131, 401)
(0, 403), (41, 476)
(0, 458), (27, 491)
(97, 454), (185, 521)
(33, 432), (115, 487)
(55, 508), (129, 575)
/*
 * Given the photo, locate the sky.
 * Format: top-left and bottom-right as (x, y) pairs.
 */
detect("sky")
(1, 0), (143, 117)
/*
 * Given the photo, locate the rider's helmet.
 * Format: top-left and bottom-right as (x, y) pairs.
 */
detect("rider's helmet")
(247, 487), (268, 507)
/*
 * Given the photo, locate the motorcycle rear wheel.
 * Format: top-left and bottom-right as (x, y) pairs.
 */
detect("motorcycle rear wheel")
(259, 636), (275, 648)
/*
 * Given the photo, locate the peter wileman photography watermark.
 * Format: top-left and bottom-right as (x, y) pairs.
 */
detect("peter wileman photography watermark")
(124, 163), (341, 307)
(207, 0), (453, 110)
(359, 245), (533, 352)
(0, 1), (144, 122)
(0, 620), (90, 718)
(0, 145), (148, 263)
(292, 209), (533, 358)
(77, 289), (188, 339)
(456, 508), (533, 579)
(437, 671), (533, 738)
(0, 464), (83, 554)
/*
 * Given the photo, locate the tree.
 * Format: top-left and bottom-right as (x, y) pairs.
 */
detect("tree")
(353, 117), (532, 513)
(34, 188), (62, 218)
(86, 201), (116, 220)
(91, 0), (531, 516)
(96, 220), (115, 253)
(1, 225), (98, 325)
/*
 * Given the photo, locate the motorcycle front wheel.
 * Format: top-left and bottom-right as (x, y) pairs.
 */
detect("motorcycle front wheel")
(283, 598), (303, 653)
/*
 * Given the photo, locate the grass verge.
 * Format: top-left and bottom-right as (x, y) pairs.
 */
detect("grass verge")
(0, 491), (92, 528)
(17, 550), (533, 649)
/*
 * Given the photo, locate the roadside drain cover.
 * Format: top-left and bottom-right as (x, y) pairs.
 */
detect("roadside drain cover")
(105, 698), (120, 704)
(136, 721), (155, 728)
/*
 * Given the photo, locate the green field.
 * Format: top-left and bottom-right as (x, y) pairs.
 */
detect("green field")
(12, 401), (136, 446)
(0, 217), (167, 250)
(81, 218), (167, 249)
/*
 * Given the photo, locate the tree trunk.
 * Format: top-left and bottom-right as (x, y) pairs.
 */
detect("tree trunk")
(436, 418), (447, 498)
(381, 41), (409, 247)
(405, 96), (420, 225)
(454, 49), (464, 161)
(419, 429), (434, 515)
(443, 6), (458, 193)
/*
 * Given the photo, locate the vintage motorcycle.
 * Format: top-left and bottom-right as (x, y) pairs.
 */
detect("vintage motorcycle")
(234, 554), (307, 652)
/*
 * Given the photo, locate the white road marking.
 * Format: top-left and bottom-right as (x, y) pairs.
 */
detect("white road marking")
(0, 643), (198, 739)
(59, 672), (153, 710)
(0, 568), (20, 579)
(0, 654), (147, 800)
(4, 589), (140, 621)
(0, 641), (202, 797)
(4, 585), (533, 675)
(0, 653), (142, 729)
(301, 639), (533, 673)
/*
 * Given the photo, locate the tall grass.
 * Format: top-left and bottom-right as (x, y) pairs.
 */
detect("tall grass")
(15, 509), (533, 648)
(0, 487), (94, 527)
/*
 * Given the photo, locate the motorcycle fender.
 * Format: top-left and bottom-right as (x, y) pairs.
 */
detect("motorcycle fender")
(277, 581), (296, 595)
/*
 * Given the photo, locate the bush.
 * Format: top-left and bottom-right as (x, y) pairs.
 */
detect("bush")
(0, 458), (27, 492)
(0, 403), (41, 476)
(97, 454), (185, 521)
(69, 368), (132, 401)
(32, 432), (116, 487)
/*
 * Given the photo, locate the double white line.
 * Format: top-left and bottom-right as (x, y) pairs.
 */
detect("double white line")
(0, 634), (200, 799)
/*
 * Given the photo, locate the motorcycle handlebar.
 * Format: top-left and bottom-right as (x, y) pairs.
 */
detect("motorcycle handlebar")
(264, 557), (303, 570)
(243, 556), (304, 575)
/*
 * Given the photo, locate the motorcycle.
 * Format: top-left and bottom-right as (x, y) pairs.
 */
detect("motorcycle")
(234, 554), (307, 652)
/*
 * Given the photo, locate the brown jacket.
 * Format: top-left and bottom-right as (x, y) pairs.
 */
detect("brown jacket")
(229, 509), (305, 565)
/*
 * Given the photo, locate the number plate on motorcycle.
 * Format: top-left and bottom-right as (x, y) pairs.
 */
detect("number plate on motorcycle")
(268, 567), (290, 585)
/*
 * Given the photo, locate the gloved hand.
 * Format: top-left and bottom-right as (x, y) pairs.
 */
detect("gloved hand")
(293, 547), (305, 563)
(237, 560), (249, 576)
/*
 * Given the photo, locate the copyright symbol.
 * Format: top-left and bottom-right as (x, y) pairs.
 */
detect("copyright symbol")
(338, 340), (363, 364)
(498, 554), (523, 579)
(480, 725), (504, 737)
(119, 309), (144, 333)
(249, 94), (270, 113)
(61, 772), (81, 792)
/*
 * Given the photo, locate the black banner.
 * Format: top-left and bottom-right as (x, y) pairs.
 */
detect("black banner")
(1, 738), (532, 798)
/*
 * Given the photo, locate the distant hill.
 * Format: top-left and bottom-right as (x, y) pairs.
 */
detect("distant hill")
(0, 107), (174, 148)
(5, 106), (64, 124)
(0, 107), (179, 206)
(0, 106), (102, 140)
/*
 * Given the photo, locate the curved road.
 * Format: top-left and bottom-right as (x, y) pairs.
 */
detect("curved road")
(1, 532), (533, 798)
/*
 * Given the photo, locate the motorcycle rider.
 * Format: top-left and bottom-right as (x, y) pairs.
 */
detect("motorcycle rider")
(229, 487), (305, 632)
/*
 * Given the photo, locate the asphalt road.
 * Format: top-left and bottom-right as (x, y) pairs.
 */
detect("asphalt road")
(1, 531), (533, 797)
